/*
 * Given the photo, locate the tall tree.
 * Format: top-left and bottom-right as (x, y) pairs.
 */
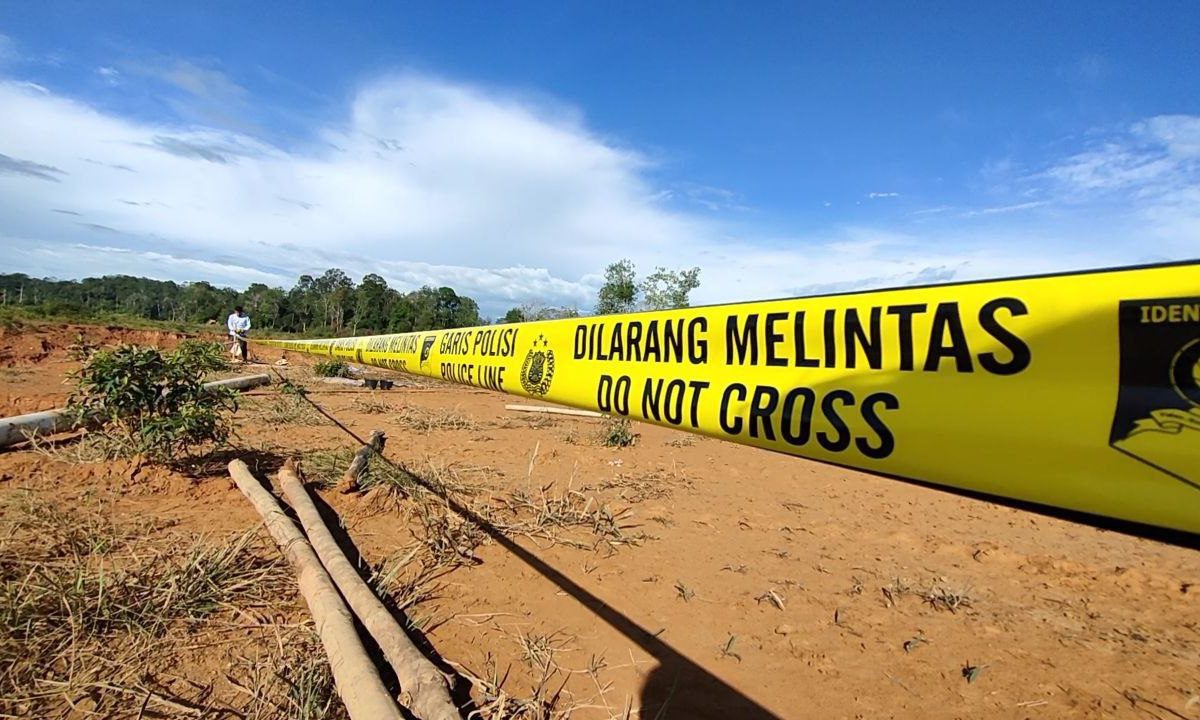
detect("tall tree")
(313, 268), (355, 333)
(595, 259), (638, 315)
(353, 273), (392, 333)
(640, 266), (701, 310)
(520, 303), (580, 321)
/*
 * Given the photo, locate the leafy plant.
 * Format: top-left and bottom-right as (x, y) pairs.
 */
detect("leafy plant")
(313, 359), (350, 378)
(172, 338), (231, 373)
(599, 416), (639, 448)
(66, 344), (237, 462)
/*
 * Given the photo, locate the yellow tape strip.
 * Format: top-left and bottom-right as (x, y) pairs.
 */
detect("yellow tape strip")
(258, 262), (1200, 534)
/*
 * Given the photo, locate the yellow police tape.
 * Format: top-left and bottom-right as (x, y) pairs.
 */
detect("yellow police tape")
(257, 261), (1200, 535)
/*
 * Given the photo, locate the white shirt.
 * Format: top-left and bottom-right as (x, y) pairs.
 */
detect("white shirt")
(227, 312), (251, 337)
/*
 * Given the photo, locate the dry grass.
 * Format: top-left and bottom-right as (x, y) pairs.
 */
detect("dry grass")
(881, 576), (975, 613)
(24, 429), (147, 464)
(586, 466), (690, 504)
(921, 582), (974, 613)
(250, 391), (324, 425)
(228, 627), (347, 720)
(368, 549), (451, 634)
(455, 652), (573, 720)
(0, 492), (297, 718)
(411, 498), (488, 567)
(351, 394), (399, 414)
(488, 480), (649, 553)
(395, 404), (479, 432)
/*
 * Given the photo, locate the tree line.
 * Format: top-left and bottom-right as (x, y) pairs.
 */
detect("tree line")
(0, 259), (700, 334)
(0, 270), (481, 334)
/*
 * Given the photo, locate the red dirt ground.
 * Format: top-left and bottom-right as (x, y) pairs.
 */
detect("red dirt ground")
(1, 321), (1197, 719)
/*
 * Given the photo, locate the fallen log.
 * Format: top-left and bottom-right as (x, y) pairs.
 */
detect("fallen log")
(505, 403), (604, 418)
(279, 461), (461, 720)
(340, 429), (386, 494)
(228, 459), (404, 720)
(0, 374), (271, 448)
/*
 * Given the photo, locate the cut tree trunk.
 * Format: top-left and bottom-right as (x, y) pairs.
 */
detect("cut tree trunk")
(227, 459), (404, 720)
(339, 429), (386, 493)
(280, 461), (462, 720)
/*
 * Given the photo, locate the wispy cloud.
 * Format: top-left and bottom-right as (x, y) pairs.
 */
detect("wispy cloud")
(0, 34), (18, 64)
(866, 191), (900, 199)
(0, 152), (66, 182)
(147, 134), (262, 164)
(1038, 115), (1200, 196)
(156, 59), (247, 102)
(673, 182), (749, 212)
(1057, 53), (1108, 85)
(95, 66), (120, 85)
(961, 200), (1048, 217)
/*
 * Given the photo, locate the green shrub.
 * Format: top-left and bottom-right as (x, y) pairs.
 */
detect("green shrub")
(66, 345), (237, 462)
(172, 339), (231, 374)
(313, 359), (350, 378)
(599, 416), (639, 448)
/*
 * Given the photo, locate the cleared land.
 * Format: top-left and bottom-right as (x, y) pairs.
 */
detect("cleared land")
(0, 321), (1197, 719)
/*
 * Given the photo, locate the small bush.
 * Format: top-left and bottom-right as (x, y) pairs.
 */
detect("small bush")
(599, 416), (639, 448)
(66, 344), (237, 462)
(173, 338), (231, 373)
(313, 359), (350, 378)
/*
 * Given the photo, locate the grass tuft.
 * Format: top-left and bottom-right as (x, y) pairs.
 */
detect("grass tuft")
(0, 495), (290, 718)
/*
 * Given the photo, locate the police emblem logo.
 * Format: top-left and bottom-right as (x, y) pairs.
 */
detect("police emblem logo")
(419, 335), (436, 370)
(520, 334), (555, 396)
(1109, 296), (1200, 491)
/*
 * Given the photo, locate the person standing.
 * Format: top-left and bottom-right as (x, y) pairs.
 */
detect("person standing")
(227, 305), (251, 362)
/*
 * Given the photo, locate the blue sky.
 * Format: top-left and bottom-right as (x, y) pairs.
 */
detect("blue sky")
(1, 2), (1197, 316)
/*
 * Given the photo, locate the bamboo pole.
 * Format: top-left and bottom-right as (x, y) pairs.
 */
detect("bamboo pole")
(227, 460), (404, 720)
(279, 461), (461, 720)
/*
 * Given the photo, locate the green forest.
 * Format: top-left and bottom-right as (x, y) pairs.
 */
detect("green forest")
(0, 270), (483, 335)
(0, 260), (701, 335)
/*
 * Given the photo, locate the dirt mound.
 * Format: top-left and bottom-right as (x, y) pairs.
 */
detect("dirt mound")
(0, 323), (221, 416)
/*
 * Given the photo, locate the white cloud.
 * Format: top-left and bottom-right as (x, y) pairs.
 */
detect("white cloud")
(0, 75), (709, 314)
(1030, 114), (1200, 255)
(674, 182), (749, 211)
(96, 66), (120, 85)
(156, 60), (246, 101)
(867, 192), (900, 199)
(1040, 115), (1200, 196)
(0, 34), (17, 64)
(0, 73), (1195, 319)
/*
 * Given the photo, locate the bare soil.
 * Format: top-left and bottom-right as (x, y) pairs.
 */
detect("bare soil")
(0, 321), (1197, 719)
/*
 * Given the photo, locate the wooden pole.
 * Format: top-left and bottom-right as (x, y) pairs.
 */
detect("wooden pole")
(227, 460), (404, 720)
(504, 404), (605, 418)
(279, 461), (461, 720)
(339, 429), (386, 494)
